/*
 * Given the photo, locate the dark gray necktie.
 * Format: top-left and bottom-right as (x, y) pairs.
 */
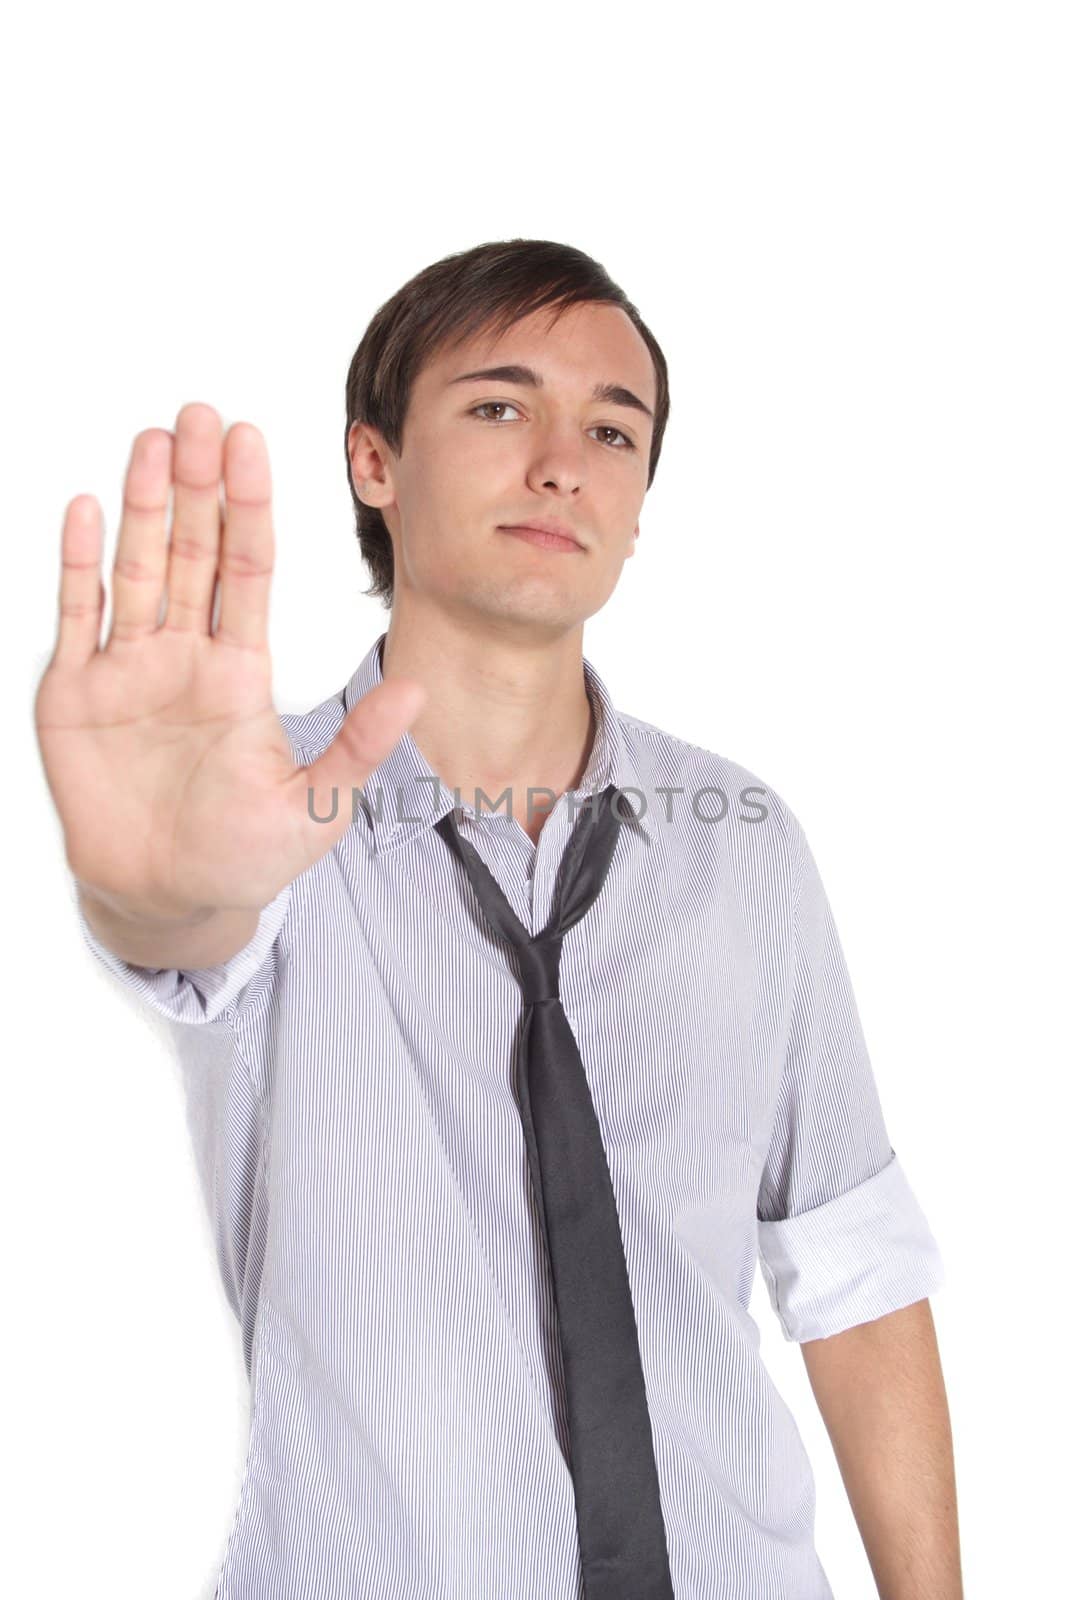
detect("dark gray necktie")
(433, 786), (675, 1599)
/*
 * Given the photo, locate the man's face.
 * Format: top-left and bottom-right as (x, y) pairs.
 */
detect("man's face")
(349, 300), (657, 635)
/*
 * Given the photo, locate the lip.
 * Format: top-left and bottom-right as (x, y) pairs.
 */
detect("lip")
(498, 522), (584, 552)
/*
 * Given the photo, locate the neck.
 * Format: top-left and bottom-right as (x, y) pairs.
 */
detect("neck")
(379, 606), (596, 844)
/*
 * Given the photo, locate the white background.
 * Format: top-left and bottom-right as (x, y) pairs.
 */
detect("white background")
(6, 2), (1064, 1594)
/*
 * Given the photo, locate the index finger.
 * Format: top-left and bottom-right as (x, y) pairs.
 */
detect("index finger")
(213, 423), (275, 653)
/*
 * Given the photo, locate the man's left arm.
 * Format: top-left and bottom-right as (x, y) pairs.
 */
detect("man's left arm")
(800, 1297), (963, 1600)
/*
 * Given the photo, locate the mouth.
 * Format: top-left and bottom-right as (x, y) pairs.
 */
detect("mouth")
(498, 524), (584, 553)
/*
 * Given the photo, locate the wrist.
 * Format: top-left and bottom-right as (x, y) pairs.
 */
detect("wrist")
(74, 878), (220, 929)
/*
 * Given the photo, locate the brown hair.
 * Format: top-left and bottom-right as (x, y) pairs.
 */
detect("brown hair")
(343, 238), (670, 609)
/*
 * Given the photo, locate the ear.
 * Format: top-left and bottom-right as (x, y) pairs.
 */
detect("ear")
(627, 523), (640, 558)
(349, 422), (395, 509)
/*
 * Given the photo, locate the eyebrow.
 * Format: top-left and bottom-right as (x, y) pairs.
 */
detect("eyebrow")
(445, 364), (654, 423)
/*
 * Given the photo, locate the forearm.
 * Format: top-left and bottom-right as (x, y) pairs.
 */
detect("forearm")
(76, 879), (261, 970)
(800, 1298), (963, 1600)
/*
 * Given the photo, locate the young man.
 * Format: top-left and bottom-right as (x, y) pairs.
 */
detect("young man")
(36, 239), (962, 1599)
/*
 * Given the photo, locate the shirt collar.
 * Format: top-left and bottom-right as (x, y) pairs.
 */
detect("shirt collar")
(342, 632), (659, 856)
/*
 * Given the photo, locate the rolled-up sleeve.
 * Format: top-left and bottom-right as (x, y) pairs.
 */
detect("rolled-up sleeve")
(756, 805), (947, 1342)
(72, 876), (293, 1028)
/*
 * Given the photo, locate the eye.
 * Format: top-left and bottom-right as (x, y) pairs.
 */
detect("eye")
(594, 424), (637, 452)
(468, 401), (637, 451)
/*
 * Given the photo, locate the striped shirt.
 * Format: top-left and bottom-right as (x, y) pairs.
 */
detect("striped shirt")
(73, 629), (947, 1600)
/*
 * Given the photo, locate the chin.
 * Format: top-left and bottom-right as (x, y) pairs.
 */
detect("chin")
(461, 583), (586, 629)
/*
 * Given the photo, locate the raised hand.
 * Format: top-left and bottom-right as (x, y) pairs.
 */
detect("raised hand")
(35, 402), (425, 925)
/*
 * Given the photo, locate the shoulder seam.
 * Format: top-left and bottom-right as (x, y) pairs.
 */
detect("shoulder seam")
(617, 710), (723, 764)
(618, 710), (788, 802)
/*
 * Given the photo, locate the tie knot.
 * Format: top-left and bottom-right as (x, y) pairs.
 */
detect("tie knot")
(433, 786), (627, 1008)
(517, 933), (563, 1004)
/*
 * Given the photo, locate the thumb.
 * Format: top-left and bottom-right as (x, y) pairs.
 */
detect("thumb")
(291, 677), (428, 855)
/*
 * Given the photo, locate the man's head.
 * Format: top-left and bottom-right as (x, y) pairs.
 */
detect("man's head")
(344, 239), (670, 637)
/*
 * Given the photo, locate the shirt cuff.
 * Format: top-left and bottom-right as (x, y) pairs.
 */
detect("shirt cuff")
(756, 1151), (948, 1342)
(73, 879), (293, 1026)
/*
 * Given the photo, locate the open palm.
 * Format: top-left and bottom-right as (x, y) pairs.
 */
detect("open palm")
(35, 403), (424, 922)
